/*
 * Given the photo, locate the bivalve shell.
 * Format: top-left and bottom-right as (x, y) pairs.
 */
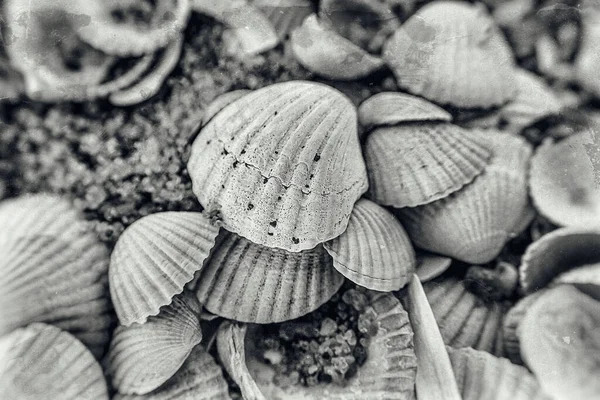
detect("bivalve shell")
(553, 263), (600, 299)
(502, 290), (546, 365)
(253, 0), (315, 39)
(202, 90), (252, 127)
(415, 251), (453, 283)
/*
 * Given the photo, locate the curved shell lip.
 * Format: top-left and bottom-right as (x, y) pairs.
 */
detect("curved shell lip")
(415, 251), (452, 283)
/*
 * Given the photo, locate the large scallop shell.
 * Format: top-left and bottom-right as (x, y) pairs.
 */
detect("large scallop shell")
(109, 211), (219, 326)
(396, 131), (532, 263)
(502, 290), (546, 365)
(520, 285), (600, 400)
(195, 231), (344, 323)
(382, 1), (516, 108)
(364, 123), (492, 208)
(217, 291), (417, 399)
(187, 81), (368, 252)
(0, 323), (109, 400)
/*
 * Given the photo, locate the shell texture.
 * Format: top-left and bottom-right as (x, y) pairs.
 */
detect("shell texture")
(253, 0), (315, 39)
(203, 90), (252, 127)
(187, 81), (369, 252)
(196, 231), (344, 323)
(502, 290), (546, 365)
(415, 251), (452, 283)
(382, 1), (516, 108)
(109, 211), (219, 326)
(324, 199), (415, 291)
(0, 323), (109, 400)
(553, 263), (600, 299)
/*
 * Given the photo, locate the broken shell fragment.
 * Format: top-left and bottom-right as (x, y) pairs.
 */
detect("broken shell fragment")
(502, 290), (546, 365)
(253, 0), (315, 39)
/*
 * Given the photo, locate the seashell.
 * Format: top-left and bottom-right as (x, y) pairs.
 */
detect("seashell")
(520, 285), (600, 400)
(448, 346), (552, 400)
(358, 92), (453, 132)
(114, 345), (231, 400)
(324, 198), (415, 291)
(575, 14), (600, 97)
(553, 263), (600, 300)
(196, 231), (344, 323)
(290, 14), (385, 80)
(108, 292), (202, 395)
(415, 251), (453, 283)
(217, 291), (417, 399)
(253, 0), (315, 39)
(109, 211), (219, 326)
(382, 1), (516, 108)
(529, 133), (600, 227)
(519, 226), (600, 294)
(0, 194), (113, 358)
(396, 131), (532, 263)
(364, 123), (492, 208)
(187, 80), (368, 252)
(0, 323), (109, 399)
(203, 90), (252, 127)
(502, 290), (546, 365)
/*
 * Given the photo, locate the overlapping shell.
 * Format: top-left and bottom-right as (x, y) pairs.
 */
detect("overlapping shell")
(415, 251), (453, 283)
(253, 0), (315, 39)
(502, 290), (546, 365)
(187, 81), (369, 252)
(109, 211), (219, 326)
(324, 199), (415, 291)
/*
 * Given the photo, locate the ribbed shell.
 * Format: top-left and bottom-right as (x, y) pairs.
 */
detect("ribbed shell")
(358, 92), (452, 131)
(502, 291), (546, 365)
(382, 1), (516, 108)
(218, 292), (417, 400)
(187, 81), (368, 252)
(448, 347), (552, 400)
(415, 251), (452, 283)
(0, 323), (109, 400)
(396, 131), (532, 264)
(365, 123), (492, 208)
(253, 0), (315, 39)
(324, 199), (415, 291)
(196, 231), (344, 323)
(108, 293), (202, 395)
(109, 211), (219, 326)
(520, 285), (600, 400)
(114, 346), (231, 400)
(203, 90), (251, 127)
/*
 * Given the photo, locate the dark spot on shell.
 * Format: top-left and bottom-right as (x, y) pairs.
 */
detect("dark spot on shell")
(222, 149), (229, 155)
(241, 149), (246, 154)
(277, 196), (282, 201)
(274, 111), (278, 116)
(305, 184), (309, 188)
(221, 184), (225, 189)
(270, 221), (277, 227)
(248, 203), (254, 210)
(292, 237), (300, 244)
(233, 161), (239, 168)
(314, 154), (321, 162)
(263, 177), (268, 184)
(206, 140), (211, 145)
(309, 174), (314, 179)
(268, 232), (274, 236)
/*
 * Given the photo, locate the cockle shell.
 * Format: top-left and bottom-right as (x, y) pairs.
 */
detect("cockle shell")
(187, 81), (368, 252)
(396, 131), (532, 264)
(382, 1), (516, 108)
(415, 251), (453, 283)
(253, 0), (315, 39)
(0, 323), (109, 400)
(323, 198), (415, 291)
(109, 211), (219, 326)
(0, 194), (112, 358)
(520, 285), (600, 400)
(364, 123), (492, 208)
(203, 90), (252, 127)
(108, 293), (202, 395)
(217, 291), (417, 400)
(502, 290), (546, 365)
(195, 231), (344, 323)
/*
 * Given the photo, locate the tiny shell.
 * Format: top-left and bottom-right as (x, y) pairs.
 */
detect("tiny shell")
(187, 81), (368, 252)
(253, 0), (315, 39)
(382, 1), (516, 108)
(196, 231), (344, 323)
(502, 290), (546, 365)
(203, 90), (252, 127)
(108, 293), (202, 395)
(415, 251), (453, 283)
(0, 323), (109, 400)
(109, 211), (219, 326)
(364, 123), (492, 208)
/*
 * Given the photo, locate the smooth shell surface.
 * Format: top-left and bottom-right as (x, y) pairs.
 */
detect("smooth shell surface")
(553, 263), (600, 299)
(324, 199), (416, 291)
(187, 81), (368, 251)
(109, 211), (219, 326)
(0, 323), (109, 400)
(382, 1), (516, 108)
(502, 291), (546, 365)
(415, 251), (452, 283)
(364, 123), (492, 208)
(253, 0), (315, 39)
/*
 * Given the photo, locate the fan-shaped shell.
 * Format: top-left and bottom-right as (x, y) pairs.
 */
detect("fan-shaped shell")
(396, 131), (532, 263)
(0, 323), (109, 400)
(502, 290), (546, 365)
(415, 251), (452, 283)
(324, 198), (415, 291)
(365, 123), (492, 208)
(217, 291), (417, 400)
(109, 211), (219, 326)
(253, 0), (315, 39)
(382, 1), (516, 108)
(187, 81), (368, 252)
(203, 90), (252, 127)
(196, 231), (344, 323)
(520, 285), (600, 400)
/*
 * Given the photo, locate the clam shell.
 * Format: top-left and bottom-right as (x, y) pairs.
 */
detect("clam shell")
(253, 0), (315, 39)
(520, 285), (600, 400)
(203, 90), (252, 127)
(396, 131), (532, 263)
(290, 14), (385, 80)
(109, 211), (219, 326)
(382, 1), (516, 108)
(365, 123), (492, 208)
(217, 291), (417, 399)
(529, 133), (600, 227)
(553, 263), (600, 299)
(324, 198), (415, 291)
(502, 290), (546, 365)
(0, 323), (108, 400)
(448, 347), (552, 400)
(196, 231), (344, 323)
(187, 81), (368, 252)
(108, 293), (202, 395)
(358, 92), (453, 132)
(415, 251), (453, 283)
